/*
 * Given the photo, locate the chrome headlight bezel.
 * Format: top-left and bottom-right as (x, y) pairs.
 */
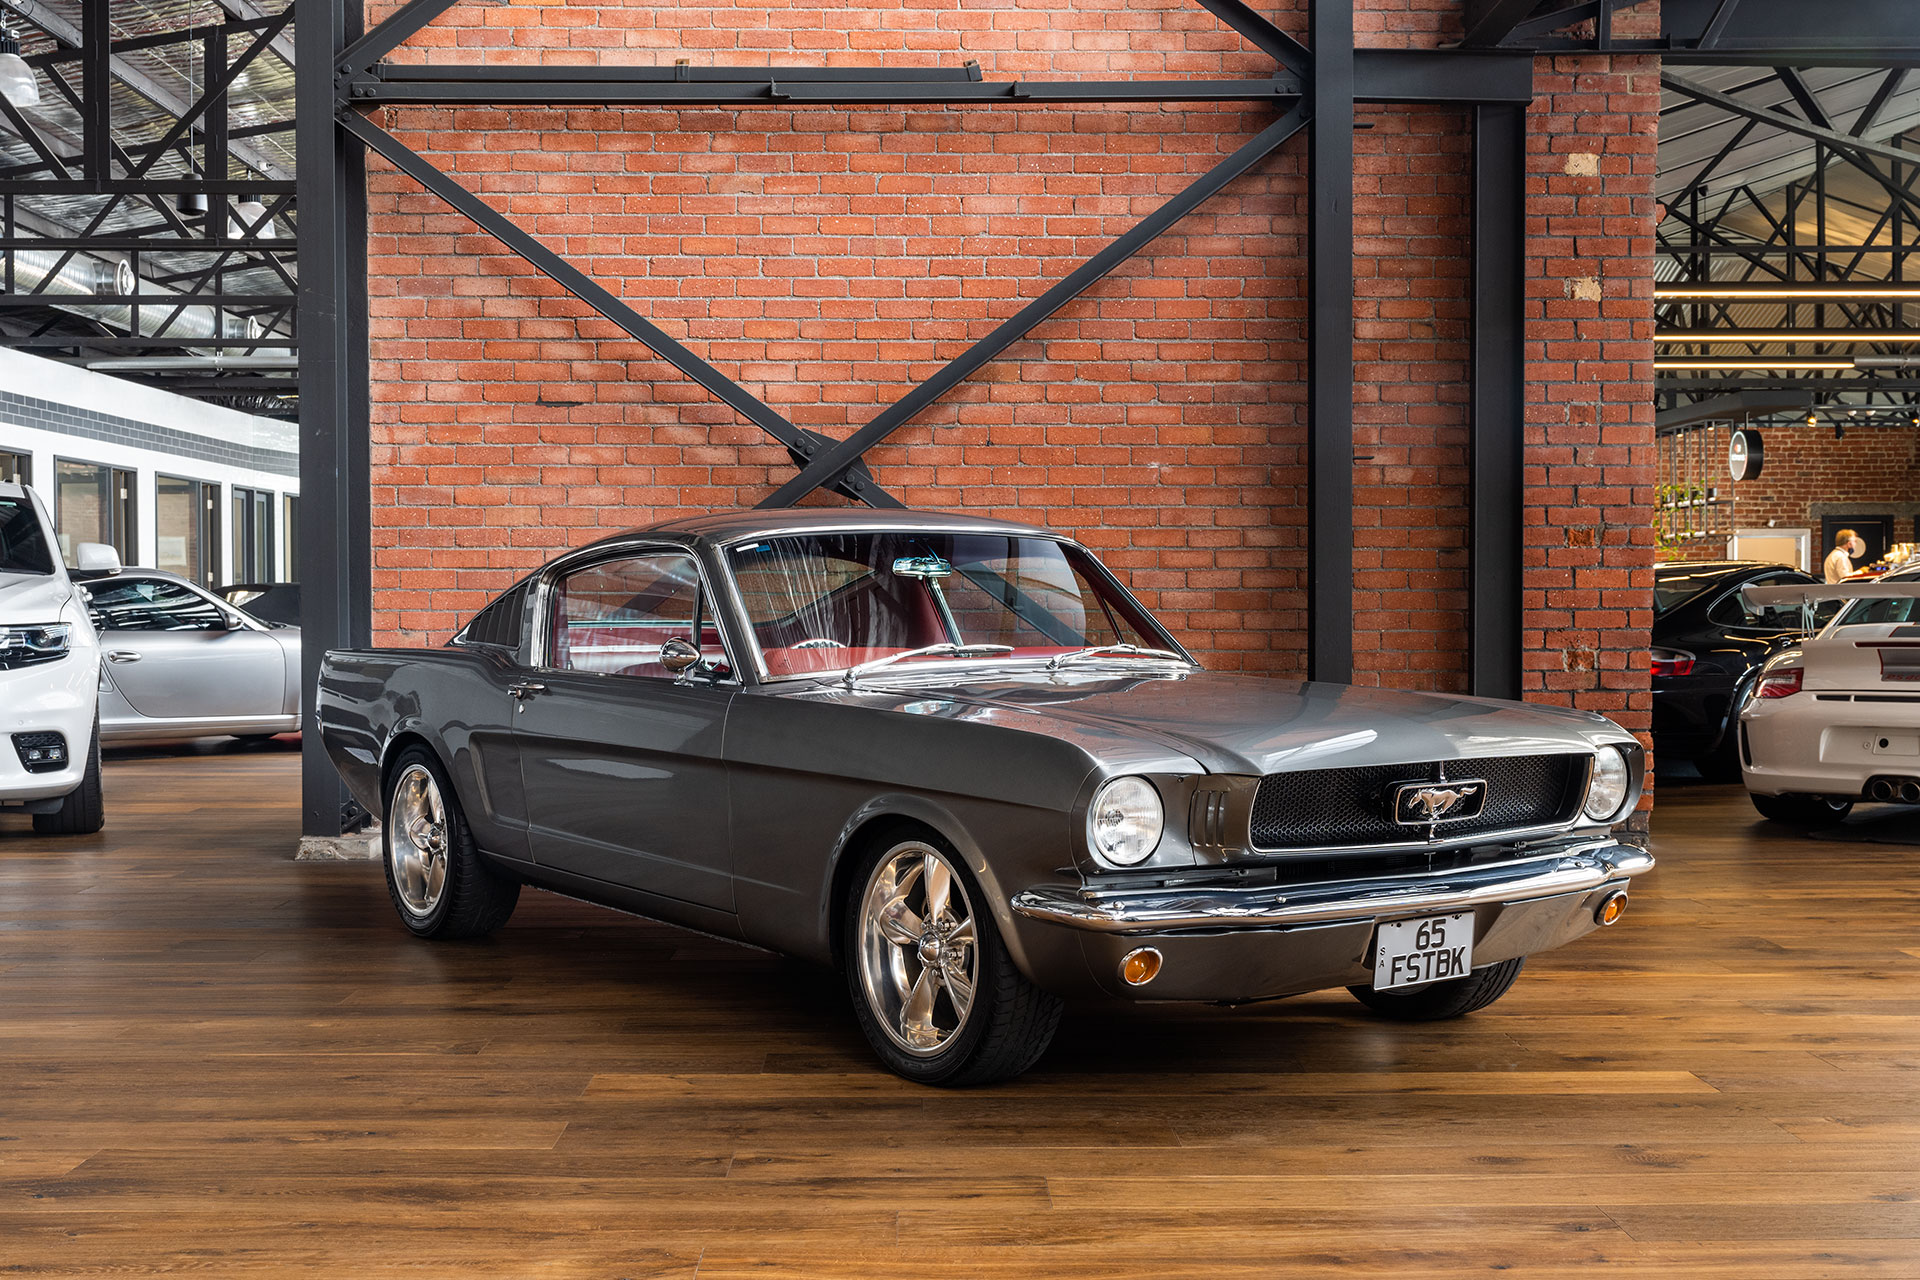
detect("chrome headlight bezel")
(0, 621), (72, 669)
(1087, 775), (1165, 868)
(1582, 745), (1633, 823)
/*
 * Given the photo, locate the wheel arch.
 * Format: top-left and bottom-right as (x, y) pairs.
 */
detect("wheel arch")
(821, 796), (1036, 981)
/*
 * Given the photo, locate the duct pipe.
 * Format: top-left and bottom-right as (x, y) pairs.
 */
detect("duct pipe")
(1, 248), (259, 342)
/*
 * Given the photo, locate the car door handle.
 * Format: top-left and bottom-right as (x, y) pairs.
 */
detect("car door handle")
(508, 681), (546, 699)
(106, 651), (142, 663)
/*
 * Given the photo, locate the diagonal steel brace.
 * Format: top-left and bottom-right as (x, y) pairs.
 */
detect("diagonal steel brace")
(758, 103), (1309, 509)
(337, 109), (901, 506)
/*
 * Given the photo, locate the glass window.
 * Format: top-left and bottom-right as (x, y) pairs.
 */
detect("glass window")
(455, 582), (527, 651)
(155, 476), (220, 588)
(548, 553), (728, 679)
(55, 460), (136, 568)
(281, 494), (299, 582)
(1833, 595), (1920, 628)
(0, 449), (28, 486)
(85, 576), (229, 632)
(230, 487), (274, 583)
(725, 532), (1160, 679)
(0, 495), (55, 575)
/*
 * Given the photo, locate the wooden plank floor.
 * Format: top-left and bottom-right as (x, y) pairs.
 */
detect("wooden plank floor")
(3, 746), (1918, 1277)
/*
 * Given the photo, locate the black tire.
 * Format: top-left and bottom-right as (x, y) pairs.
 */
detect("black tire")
(32, 719), (104, 836)
(1751, 791), (1854, 827)
(1347, 956), (1526, 1022)
(842, 828), (1062, 1086)
(381, 746), (518, 940)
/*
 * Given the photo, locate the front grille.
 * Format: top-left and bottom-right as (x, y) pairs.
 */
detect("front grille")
(1250, 754), (1586, 851)
(12, 731), (68, 774)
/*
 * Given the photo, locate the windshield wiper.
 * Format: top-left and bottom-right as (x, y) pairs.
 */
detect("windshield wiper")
(1046, 643), (1192, 671)
(842, 642), (1015, 686)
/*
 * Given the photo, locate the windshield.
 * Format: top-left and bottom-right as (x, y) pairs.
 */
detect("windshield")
(725, 532), (1170, 679)
(1654, 566), (1742, 617)
(0, 496), (55, 576)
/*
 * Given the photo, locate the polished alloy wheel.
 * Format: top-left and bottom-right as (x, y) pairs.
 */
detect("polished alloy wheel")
(389, 763), (450, 917)
(857, 842), (979, 1055)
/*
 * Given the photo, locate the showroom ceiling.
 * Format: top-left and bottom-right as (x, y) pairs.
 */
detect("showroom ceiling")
(0, 0), (296, 416)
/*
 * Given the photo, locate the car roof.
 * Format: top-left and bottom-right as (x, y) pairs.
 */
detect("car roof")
(585, 507), (1058, 553)
(1654, 560), (1783, 576)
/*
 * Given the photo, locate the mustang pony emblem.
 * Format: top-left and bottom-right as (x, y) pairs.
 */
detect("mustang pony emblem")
(1390, 780), (1490, 826)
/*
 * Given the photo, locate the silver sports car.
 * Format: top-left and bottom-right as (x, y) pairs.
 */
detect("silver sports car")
(82, 565), (302, 744)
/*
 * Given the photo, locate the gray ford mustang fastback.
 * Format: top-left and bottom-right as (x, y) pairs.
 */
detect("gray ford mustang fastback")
(318, 509), (1652, 1084)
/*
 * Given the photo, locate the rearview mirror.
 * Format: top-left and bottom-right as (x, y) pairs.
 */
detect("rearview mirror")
(892, 554), (952, 580)
(660, 636), (701, 673)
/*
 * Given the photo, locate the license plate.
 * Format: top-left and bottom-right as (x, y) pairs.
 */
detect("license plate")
(1372, 913), (1474, 990)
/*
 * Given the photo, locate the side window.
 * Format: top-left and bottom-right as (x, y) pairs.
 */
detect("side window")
(456, 583), (526, 651)
(1709, 576), (1807, 631)
(85, 577), (228, 632)
(548, 553), (729, 679)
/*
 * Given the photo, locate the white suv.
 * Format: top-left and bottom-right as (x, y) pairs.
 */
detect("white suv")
(0, 482), (105, 834)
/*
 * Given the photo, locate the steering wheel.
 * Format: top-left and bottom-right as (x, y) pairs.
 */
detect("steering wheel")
(793, 637), (848, 649)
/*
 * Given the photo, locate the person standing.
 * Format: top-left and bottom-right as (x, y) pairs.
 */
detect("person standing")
(1824, 529), (1865, 583)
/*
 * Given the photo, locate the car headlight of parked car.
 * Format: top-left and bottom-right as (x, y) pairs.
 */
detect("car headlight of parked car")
(0, 622), (71, 669)
(1582, 746), (1632, 823)
(1088, 775), (1164, 867)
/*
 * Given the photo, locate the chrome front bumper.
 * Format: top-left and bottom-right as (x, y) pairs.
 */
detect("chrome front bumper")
(1012, 840), (1655, 935)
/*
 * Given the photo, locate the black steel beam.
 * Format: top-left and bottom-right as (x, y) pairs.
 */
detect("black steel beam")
(1350, 49), (1533, 104)
(0, 237), (298, 250)
(757, 104), (1309, 510)
(0, 294), (295, 307)
(80, 0), (106, 179)
(126, 8), (291, 181)
(1470, 103), (1525, 701)
(1661, 72), (1920, 171)
(1308, 0), (1352, 685)
(334, 0), (464, 83)
(345, 51), (1531, 108)
(298, 0), (372, 839)
(1188, 0), (1310, 77)
(0, 335), (296, 348)
(1461, 0), (1546, 49)
(339, 109), (899, 508)
(349, 75), (1305, 106)
(0, 179), (297, 194)
(1654, 390), (1808, 431)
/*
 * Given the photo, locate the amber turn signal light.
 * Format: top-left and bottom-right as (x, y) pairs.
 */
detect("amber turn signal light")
(1120, 947), (1163, 986)
(1594, 891), (1628, 927)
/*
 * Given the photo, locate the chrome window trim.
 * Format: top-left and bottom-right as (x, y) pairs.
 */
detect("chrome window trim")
(528, 542), (745, 688)
(89, 571), (267, 634)
(707, 527), (1195, 686)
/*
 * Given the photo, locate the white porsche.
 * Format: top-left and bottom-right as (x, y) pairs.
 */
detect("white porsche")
(1740, 566), (1920, 825)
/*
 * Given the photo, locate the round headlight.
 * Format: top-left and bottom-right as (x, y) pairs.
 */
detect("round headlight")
(1583, 747), (1632, 823)
(1088, 776), (1164, 867)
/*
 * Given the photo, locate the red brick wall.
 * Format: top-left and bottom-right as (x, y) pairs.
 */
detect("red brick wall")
(1350, 106), (1470, 692)
(1521, 36), (1660, 749)
(361, 1), (1659, 746)
(1655, 422), (1920, 567)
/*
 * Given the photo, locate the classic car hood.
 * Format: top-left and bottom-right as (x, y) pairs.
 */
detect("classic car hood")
(843, 670), (1621, 776)
(0, 570), (73, 621)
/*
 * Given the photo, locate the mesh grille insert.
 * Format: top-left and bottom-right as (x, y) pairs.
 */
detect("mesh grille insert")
(1250, 754), (1585, 850)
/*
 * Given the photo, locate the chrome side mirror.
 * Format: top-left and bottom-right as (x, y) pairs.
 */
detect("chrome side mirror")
(660, 636), (701, 673)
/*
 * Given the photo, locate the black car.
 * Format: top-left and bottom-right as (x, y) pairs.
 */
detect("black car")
(1652, 560), (1824, 780)
(214, 582), (301, 627)
(316, 509), (1651, 1084)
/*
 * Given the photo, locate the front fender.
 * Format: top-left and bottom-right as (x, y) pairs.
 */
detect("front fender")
(817, 779), (1094, 984)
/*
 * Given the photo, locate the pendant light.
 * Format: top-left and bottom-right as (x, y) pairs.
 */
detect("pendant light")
(175, 23), (205, 218)
(0, 28), (40, 109)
